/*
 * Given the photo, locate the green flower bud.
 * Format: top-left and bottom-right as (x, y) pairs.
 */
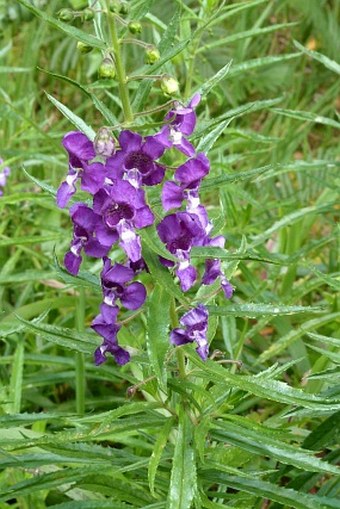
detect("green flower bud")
(128, 21), (142, 34)
(82, 8), (95, 21)
(109, 0), (119, 12)
(77, 41), (93, 54)
(57, 9), (74, 23)
(160, 75), (179, 96)
(145, 46), (160, 65)
(119, 2), (129, 15)
(98, 58), (116, 79)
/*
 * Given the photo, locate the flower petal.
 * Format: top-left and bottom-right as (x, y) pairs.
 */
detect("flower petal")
(121, 282), (146, 310)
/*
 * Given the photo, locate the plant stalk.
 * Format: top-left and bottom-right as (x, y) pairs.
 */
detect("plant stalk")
(105, 0), (133, 123)
(75, 287), (86, 416)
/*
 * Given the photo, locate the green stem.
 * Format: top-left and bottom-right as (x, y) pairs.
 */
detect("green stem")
(75, 288), (86, 416)
(105, 0), (133, 123)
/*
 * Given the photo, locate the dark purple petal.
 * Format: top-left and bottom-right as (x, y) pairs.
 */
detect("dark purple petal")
(206, 235), (225, 249)
(70, 203), (98, 232)
(94, 346), (107, 365)
(100, 303), (120, 323)
(102, 261), (134, 285)
(196, 343), (209, 361)
(62, 131), (95, 163)
(119, 130), (143, 152)
(93, 187), (110, 215)
(159, 256), (175, 268)
(106, 151), (125, 180)
(80, 162), (106, 195)
(180, 304), (208, 329)
(162, 181), (184, 211)
(133, 206), (154, 229)
(64, 251), (82, 276)
(84, 238), (110, 258)
(56, 179), (77, 208)
(170, 328), (191, 346)
(202, 259), (222, 285)
(176, 263), (197, 292)
(142, 136), (166, 159)
(117, 223), (142, 262)
(152, 126), (173, 149)
(175, 153), (209, 187)
(141, 164), (165, 186)
(221, 278), (234, 299)
(113, 346), (130, 365)
(121, 282), (146, 310)
(175, 111), (197, 136)
(95, 222), (119, 248)
(175, 137), (196, 157)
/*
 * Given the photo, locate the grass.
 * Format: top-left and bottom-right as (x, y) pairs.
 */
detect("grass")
(0, 0), (339, 508)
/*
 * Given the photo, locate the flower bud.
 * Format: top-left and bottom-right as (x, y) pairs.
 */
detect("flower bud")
(128, 21), (142, 34)
(77, 41), (93, 54)
(57, 9), (74, 22)
(109, 0), (119, 12)
(145, 46), (160, 64)
(161, 75), (179, 96)
(119, 2), (129, 15)
(82, 8), (95, 21)
(94, 128), (115, 157)
(98, 58), (116, 79)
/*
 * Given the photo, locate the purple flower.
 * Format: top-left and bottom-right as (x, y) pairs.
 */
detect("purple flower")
(93, 180), (154, 262)
(162, 153), (210, 212)
(157, 212), (206, 291)
(170, 304), (209, 360)
(0, 159), (10, 197)
(106, 130), (166, 188)
(92, 310), (130, 366)
(202, 259), (234, 299)
(64, 203), (112, 276)
(153, 93), (201, 157)
(57, 131), (107, 208)
(100, 257), (147, 312)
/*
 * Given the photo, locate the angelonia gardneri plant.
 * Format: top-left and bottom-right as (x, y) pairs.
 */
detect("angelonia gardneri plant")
(57, 97), (234, 366)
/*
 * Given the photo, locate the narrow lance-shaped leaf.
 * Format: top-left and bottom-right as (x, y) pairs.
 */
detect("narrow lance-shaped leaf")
(146, 284), (171, 390)
(167, 408), (197, 509)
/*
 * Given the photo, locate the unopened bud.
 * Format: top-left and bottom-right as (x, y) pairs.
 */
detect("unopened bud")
(82, 8), (95, 21)
(119, 2), (129, 15)
(94, 128), (115, 157)
(128, 21), (142, 34)
(109, 0), (119, 12)
(98, 58), (116, 79)
(77, 41), (93, 54)
(161, 75), (179, 96)
(57, 9), (74, 22)
(145, 46), (160, 64)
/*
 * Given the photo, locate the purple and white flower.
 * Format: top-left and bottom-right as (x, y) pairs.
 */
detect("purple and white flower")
(57, 131), (107, 208)
(0, 159), (10, 197)
(93, 180), (154, 262)
(64, 203), (112, 276)
(170, 304), (209, 360)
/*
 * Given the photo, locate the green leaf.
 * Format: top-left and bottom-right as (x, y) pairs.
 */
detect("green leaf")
(148, 417), (175, 496)
(203, 473), (336, 509)
(207, 303), (324, 317)
(200, 164), (273, 191)
(197, 118), (231, 153)
(186, 352), (340, 410)
(16, 317), (99, 355)
(146, 285), (171, 389)
(190, 246), (287, 265)
(258, 312), (340, 362)
(227, 52), (301, 78)
(271, 108), (340, 129)
(196, 60), (232, 98)
(142, 245), (188, 305)
(17, 0), (106, 50)
(294, 40), (340, 75)
(45, 92), (96, 140)
(0, 66), (32, 73)
(167, 408), (197, 509)
(212, 420), (340, 475)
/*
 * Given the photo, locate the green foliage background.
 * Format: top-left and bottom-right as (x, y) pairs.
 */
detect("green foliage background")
(0, 0), (339, 507)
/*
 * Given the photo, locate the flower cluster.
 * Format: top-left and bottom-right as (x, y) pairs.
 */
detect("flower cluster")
(0, 159), (10, 197)
(57, 95), (233, 365)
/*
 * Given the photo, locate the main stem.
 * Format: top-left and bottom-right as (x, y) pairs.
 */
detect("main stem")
(75, 288), (86, 416)
(105, 0), (133, 123)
